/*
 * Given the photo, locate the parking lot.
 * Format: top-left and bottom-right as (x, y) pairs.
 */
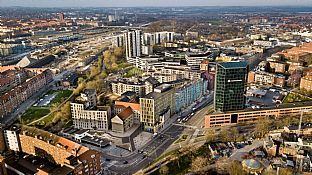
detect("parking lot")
(34, 93), (57, 107)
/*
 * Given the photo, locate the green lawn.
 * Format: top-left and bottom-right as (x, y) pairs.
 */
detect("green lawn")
(31, 113), (56, 128)
(123, 67), (143, 78)
(21, 107), (50, 125)
(283, 93), (311, 103)
(49, 90), (72, 105)
(21, 90), (72, 126)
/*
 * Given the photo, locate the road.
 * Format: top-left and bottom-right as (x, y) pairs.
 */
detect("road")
(101, 93), (215, 174)
(102, 124), (184, 175)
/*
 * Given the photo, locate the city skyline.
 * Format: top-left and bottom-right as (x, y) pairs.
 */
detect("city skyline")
(1, 0), (312, 7)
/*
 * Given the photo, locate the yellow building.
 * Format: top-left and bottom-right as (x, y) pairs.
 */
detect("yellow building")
(300, 75), (312, 91)
(140, 84), (176, 133)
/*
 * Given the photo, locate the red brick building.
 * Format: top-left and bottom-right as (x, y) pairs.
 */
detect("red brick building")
(0, 67), (53, 118)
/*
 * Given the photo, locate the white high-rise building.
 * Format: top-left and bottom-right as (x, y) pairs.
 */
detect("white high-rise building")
(112, 34), (124, 48)
(143, 32), (175, 46)
(124, 30), (142, 64)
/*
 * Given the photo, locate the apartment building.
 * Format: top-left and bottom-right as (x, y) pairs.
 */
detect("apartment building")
(140, 84), (176, 133)
(111, 81), (146, 97)
(3, 126), (101, 175)
(205, 101), (312, 128)
(300, 75), (312, 91)
(157, 65), (202, 80)
(269, 61), (287, 73)
(175, 78), (208, 113)
(71, 89), (111, 131)
(248, 71), (286, 87)
(0, 43), (24, 57)
(112, 34), (124, 48)
(185, 52), (211, 70)
(4, 129), (21, 152)
(124, 29), (142, 62)
(111, 77), (160, 97)
(0, 68), (53, 118)
(143, 31), (175, 46)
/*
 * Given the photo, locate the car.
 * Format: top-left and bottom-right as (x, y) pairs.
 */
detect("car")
(105, 158), (111, 161)
(123, 160), (128, 164)
(142, 155), (147, 159)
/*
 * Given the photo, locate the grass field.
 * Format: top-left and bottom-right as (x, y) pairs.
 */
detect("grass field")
(49, 90), (72, 105)
(283, 92), (311, 103)
(21, 90), (72, 125)
(21, 107), (50, 124)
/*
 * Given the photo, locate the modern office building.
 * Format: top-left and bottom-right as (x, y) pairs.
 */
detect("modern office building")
(71, 89), (111, 131)
(185, 52), (211, 70)
(124, 30), (142, 63)
(214, 62), (248, 112)
(140, 84), (176, 133)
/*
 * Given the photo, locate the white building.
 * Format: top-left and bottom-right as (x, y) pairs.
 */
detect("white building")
(70, 89), (111, 131)
(124, 30), (142, 62)
(112, 34), (124, 48)
(4, 129), (21, 152)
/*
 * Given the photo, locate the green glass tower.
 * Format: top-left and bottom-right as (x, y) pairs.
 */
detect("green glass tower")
(214, 62), (248, 112)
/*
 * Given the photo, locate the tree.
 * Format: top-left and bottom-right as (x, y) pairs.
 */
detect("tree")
(205, 129), (215, 142)
(97, 56), (104, 71)
(220, 128), (230, 142)
(279, 168), (293, 175)
(228, 160), (246, 175)
(254, 117), (270, 138)
(60, 102), (71, 119)
(191, 156), (209, 172)
(159, 165), (169, 175)
(229, 127), (240, 142)
(90, 66), (100, 78)
(73, 81), (86, 95)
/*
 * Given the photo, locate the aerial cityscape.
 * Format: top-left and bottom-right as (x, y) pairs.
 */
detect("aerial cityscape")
(0, 1), (312, 175)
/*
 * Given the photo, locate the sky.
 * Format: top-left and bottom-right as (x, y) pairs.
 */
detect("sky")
(1, 0), (312, 7)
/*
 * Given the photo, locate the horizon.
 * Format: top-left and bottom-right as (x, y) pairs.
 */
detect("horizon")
(1, 0), (312, 8)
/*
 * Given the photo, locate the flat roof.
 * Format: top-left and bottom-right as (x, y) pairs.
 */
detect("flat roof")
(212, 101), (312, 115)
(218, 61), (248, 69)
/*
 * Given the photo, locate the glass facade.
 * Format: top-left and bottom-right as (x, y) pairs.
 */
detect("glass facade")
(214, 62), (248, 112)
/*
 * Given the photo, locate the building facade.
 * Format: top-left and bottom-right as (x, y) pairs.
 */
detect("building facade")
(175, 78), (208, 113)
(214, 62), (248, 112)
(300, 75), (312, 91)
(6, 126), (102, 175)
(111, 107), (135, 133)
(140, 84), (176, 133)
(71, 89), (111, 131)
(205, 101), (312, 128)
(124, 29), (142, 63)
(0, 68), (53, 118)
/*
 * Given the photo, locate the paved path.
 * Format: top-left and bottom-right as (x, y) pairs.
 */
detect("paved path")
(230, 140), (264, 161)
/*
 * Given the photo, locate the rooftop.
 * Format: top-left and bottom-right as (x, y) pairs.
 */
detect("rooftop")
(218, 61), (248, 69)
(117, 107), (134, 120)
